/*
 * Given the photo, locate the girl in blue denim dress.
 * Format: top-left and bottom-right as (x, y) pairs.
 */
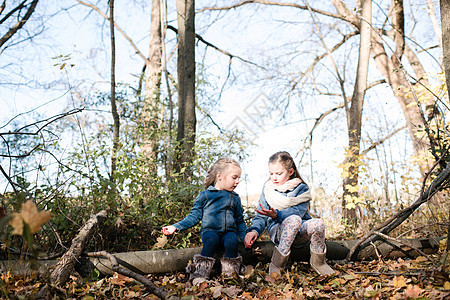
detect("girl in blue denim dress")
(162, 158), (247, 282)
(244, 151), (335, 277)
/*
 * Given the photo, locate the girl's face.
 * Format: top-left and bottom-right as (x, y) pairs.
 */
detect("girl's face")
(269, 162), (294, 186)
(214, 165), (241, 192)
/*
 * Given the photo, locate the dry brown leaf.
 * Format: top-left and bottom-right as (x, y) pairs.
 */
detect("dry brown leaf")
(415, 256), (428, 262)
(405, 284), (423, 298)
(155, 235), (168, 248)
(211, 285), (222, 298)
(392, 275), (407, 288)
(9, 201), (52, 235)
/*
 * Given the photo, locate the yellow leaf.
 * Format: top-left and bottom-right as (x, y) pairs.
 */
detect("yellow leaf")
(9, 201), (52, 235)
(444, 281), (450, 290)
(393, 275), (407, 288)
(155, 235), (168, 248)
(415, 256), (428, 262)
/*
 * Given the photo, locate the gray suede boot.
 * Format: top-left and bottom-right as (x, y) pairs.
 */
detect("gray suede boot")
(186, 254), (216, 281)
(220, 255), (242, 277)
(268, 246), (290, 277)
(309, 245), (335, 276)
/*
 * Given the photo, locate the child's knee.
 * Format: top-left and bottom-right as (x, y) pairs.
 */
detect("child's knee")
(285, 214), (303, 226)
(202, 232), (220, 247)
(312, 219), (325, 233)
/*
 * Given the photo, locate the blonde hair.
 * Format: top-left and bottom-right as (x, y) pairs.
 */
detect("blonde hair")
(268, 151), (304, 182)
(204, 158), (241, 189)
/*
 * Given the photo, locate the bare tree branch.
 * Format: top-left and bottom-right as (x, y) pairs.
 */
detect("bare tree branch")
(361, 126), (407, 156)
(0, 0), (38, 49)
(0, 108), (84, 137)
(76, 0), (150, 64)
(87, 251), (179, 299)
(346, 159), (450, 261)
(198, 0), (357, 27)
(166, 25), (263, 69)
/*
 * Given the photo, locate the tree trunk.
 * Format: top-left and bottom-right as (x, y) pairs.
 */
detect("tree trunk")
(140, 0), (163, 163)
(175, 0), (196, 177)
(332, 0), (430, 175)
(50, 210), (107, 286)
(342, 0), (371, 226)
(109, 0), (120, 182)
(439, 0), (450, 251)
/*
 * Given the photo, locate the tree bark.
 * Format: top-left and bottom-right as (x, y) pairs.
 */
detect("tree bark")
(342, 0), (371, 226)
(109, 0), (120, 182)
(140, 0), (163, 163)
(175, 0), (196, 177)
(439, 0), (450, 251)
(50, 210), (107, 286)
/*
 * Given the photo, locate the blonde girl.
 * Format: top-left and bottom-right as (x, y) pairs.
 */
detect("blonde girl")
(162, 158), (247, 282)
(244, 151), (334, 276)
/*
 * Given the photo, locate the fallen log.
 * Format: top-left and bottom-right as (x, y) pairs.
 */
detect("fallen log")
(50, 210), (107, 286)
(91, 236), (443, 276)
(1, 236), (442, 276)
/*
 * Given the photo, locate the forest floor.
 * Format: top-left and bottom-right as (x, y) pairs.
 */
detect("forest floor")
(3, 253), (450, 299)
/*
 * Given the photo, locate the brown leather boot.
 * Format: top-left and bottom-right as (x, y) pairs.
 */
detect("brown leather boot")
(309, 245), (335, 276)
(220, 255), (242, 277)
(268, 246), (290, 277)
(186, 254), (215, 281)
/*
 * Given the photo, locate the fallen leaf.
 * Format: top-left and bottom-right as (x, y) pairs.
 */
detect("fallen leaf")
(444, 281), (450, 290)
(9, 201), (52, 235)
(306, 290), (315, 297)
(224, 286), (241, 297)
(155, 235), (168, 248)
(405, 284), (422, 298)
(392, 276), (407, 288)
(211, 285), (222, 298)
(415, 256), (428, 262)
(110, 272), (133, 286)
(242, 265), (254, 279)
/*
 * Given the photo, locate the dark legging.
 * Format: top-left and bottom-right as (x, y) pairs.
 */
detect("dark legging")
(200, 231), (239, 258)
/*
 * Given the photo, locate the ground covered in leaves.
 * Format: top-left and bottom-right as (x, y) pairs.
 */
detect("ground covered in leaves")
(2, 254), (450, 299)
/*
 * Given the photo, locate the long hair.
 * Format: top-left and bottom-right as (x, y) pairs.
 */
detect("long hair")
(268, 151), (304, 182)
(204, 158), (241, 189)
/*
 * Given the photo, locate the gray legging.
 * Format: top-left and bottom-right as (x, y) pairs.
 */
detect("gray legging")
(274, 215), (326, 255)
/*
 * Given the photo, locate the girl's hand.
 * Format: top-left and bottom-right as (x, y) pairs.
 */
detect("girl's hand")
(244, 231), (258, 248)
(256, 204), (277, 219)
(162, 225), (177, 235)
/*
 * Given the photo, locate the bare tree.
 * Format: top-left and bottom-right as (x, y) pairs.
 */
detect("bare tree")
(341, 0), (372, 225)
(175, 0), (196, 176)
(200, 0), (441, 224)
(109, 0), (120, 182)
